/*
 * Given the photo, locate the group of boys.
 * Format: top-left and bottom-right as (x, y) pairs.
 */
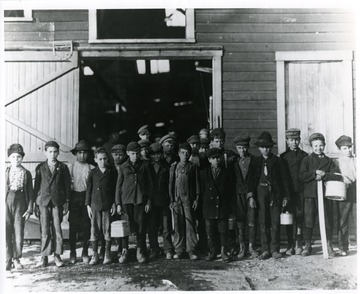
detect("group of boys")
(5, 125), (356, 270)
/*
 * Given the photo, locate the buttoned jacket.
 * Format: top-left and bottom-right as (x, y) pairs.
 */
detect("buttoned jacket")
(149, 162), (170, 206)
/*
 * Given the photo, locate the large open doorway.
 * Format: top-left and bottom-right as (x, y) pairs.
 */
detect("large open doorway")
(79, 58), (213, 146)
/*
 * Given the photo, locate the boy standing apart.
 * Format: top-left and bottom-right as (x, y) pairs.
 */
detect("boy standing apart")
(86, 147), (117, 265)
(299, 133), (342, 257)
(169, 143), (200, 260)
(68, 140), (95, 264)
(334, 135), (356, 256)
(201, 148), (232, 262)
(6, 144), (34, 270)
(116, 142), (151, 264)
(34, 141), (71, 267)
(280, 129), (308, 255)
(253, 132), (289, 260)
(148, 142), (174, 260)
(232, 135), (259, 259)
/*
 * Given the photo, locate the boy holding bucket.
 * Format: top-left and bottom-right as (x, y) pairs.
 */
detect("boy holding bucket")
(334, 135), (356, 256)
(299, 133), (342, 258)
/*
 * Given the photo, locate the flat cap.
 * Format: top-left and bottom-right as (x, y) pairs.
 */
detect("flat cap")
(45, 140), (60, 150)
(137, 124), (150, 135)
(149, 142), (163, 154)
(111, 144), (126, 153)
(179, 142), (192, 152)
(233, 135), (251, 146)
(335, 135), (353, 148)
(309, 133), (325, 143)
(138, 139), (150, 148)
(206, 147), (223, 159)
(210, 128), (226, 140)
(159, 134), (175, 145)
(286, 128), (301, 139)
(8, 143), (25, 157)
(254, 132), (276, 147)
(71, 140), (91, 155)
(187, 135), (200, 144)
(200, 138), (210, 148)
(127, 141), (141, 152)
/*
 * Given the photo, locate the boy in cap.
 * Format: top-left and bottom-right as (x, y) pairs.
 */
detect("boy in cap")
(6, 144), (34, 270)
(199, 128), (210, 140)
(116, 142), (151, 264)
(299, 133), (342, 257)
(34, 141), (71, 267)
(138, 125), (151, 141)
(147, 142), (174, 259)
(160, 134), (179, 167)
(86, 147), (117, 265)
(209, 128), (238, 168)
(138, 139), (150, 161)
(333, 135), (356, 256)
(253, 132), (290, 260)
(188, 135), (201, 167)
(280, 128), (308, 255)
(169, 142), (200, 260)
(103, 132), (120, 167)
(232, 134), (259, 259)
(68, 140), (95, 264)
(201, 148), (232, 262)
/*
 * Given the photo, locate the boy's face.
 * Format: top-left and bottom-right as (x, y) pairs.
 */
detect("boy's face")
(211, 137), (224, 149)
(311, 139), (325, 155)
(340, 145), (352, 157)
(112, 152), (125, 164)
(140, 147), (149, 158)
(139, 133), (150, 141)
(199, 131), (208, 139)
(236, 145), (248, 158)
(178, 148), (190, 163)
(163, 141), (174, 154)
(45, 147), (59, 162)
(76, 151), (89, 163)
(190, 143), (200, 153)
(286, 138), (300, 150)
(208, 156), (220, 168)
(9, 153), (23, 167)
(95, 153), (108, 168)
(127, 150), (140, 163)
(259, 146), (271, 157)
(150, 152), (162, 163)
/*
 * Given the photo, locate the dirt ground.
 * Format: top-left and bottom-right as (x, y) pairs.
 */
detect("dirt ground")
(3, 238), (358, 292)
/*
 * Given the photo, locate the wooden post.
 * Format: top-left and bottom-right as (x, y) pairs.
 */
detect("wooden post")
(317, 180), (329, 259)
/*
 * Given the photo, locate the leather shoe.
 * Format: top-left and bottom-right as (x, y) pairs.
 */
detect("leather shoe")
(173, 252), (185, 260)
(258, 251), (270, 260)
(36, 256), (48, 268)
(13, 258), (24, 270)
(165, 252), (173, 260)
(118, 249), (129, 264)
(340, 250), (348, 256)
(189, 252), (199, 260)
(221, 252), (231, 263)
(205, 253), (217, 261)
(69, 251), (76, 264)
(54, 254), (64, 267)
(272, 251), (282, 259)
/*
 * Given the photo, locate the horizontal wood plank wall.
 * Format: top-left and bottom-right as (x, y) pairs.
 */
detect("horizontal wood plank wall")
(196, 9), (356, 154)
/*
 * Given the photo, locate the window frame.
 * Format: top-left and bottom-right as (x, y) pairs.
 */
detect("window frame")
(4, 9), (33, 22)
(88, 9), (195, 44)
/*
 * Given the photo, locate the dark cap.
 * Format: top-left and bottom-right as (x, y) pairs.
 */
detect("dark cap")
(71, 140), (91, 155)
(149, 142), (163, 154)
(210, 128), (226, 140)
(138, 125), (150, 135)
(159, 134), (175, 145)
(179, 142), (192, 152)
(45, 140), (60, 150)
(138, 139), (150, 148)
(309, 133), (325, 143)
(187, 135), (200, 144)
(233, 135), (251, 147)
(335, 135), (353, 148)
(286, 128), (301, 139)
(254, 132), (276, 147)
(94, 147), (108, 156)
(111, 144), (126, 153)
(8, 143), (25, 157)
(127, 142), (141, 152)
(200, 138), (210, 148)
(206, 147), (223, 159)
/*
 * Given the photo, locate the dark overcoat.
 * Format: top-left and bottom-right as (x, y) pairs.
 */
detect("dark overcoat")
(149, 162), (170, 206)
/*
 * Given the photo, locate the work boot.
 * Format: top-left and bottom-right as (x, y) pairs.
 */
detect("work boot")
(258, 251), (270, 260)
(54, 254), (64, 267)
(237, 242), (246, 259)
(117, 244), (123, 257)
(13, 258), (23, 270)
(301, 240), (312, 257)
(118, 249), (129, 264)
(6, 259), (12, 271)
(221, 246), (231, 263)
(103, 241), (112, 265)
(136, 247), (147, 264)
(173, 252), (186, 260)
(327, 241), (335, 259)
(285, 243), (295, 256)
(89, 241), (99, 265)
(339, 250), (348, 256)
(206, 236), (217, 261)
(69, 251), (76, 264)
(248, 243), (259, 258)
(295, 240), (303, 255)
(82, 247), (90, 264)
(149, 248), (160, 259)
(36, 256), (48, 268)
(189, 252), (199, 260)
(165, 252), (173, 260)
(272, 251), (283, 259)
(99, 240), (105, 260)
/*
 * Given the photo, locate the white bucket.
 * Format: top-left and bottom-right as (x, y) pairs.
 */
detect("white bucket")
(280, 212), (294, 225)
(325, 181), (347, 201)
(111, 220), (131, 238)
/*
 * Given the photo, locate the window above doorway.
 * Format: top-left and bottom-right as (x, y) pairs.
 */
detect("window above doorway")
(4, 9), (33, 22)
(88, 9), (195, 43)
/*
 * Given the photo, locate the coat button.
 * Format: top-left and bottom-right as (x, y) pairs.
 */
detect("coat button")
(216, 205), (219, 207)
(97, 188), (99, 190)
(210, 188), (212, 190)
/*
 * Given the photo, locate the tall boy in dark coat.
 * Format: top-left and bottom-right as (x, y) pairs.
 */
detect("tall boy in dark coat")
(86, 147), (117, 265)
(253, 132), (290, 260)
(34, 141), (71, 267)
(201, 148), (232, 262)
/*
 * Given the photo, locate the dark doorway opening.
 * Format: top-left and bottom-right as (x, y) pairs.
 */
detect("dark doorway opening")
(79, 59), (212, 146)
